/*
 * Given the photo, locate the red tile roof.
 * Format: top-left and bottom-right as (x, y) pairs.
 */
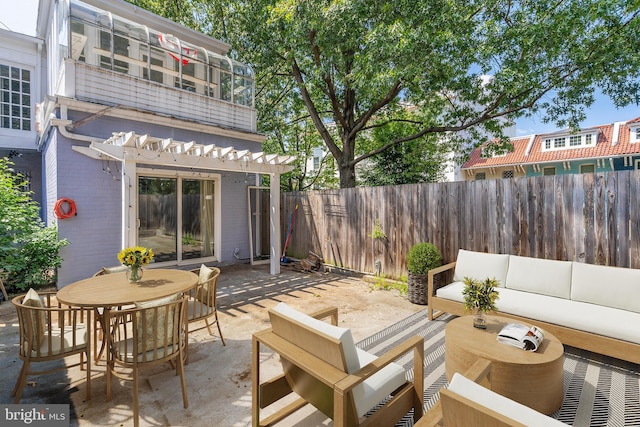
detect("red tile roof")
(462, 117), (640, 169)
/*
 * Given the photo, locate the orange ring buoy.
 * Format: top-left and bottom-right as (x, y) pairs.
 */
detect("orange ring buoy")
(54, 198), (77, 219)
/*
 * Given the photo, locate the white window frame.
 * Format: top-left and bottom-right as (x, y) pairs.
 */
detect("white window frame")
(542, 132), (597, 152)
(630, 125), (640, 143)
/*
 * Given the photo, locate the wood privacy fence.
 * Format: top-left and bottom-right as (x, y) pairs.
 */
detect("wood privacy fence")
(281, 169), (640, 279)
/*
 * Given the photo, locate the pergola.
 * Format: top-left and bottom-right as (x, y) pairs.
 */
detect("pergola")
(73, 131), (296, 274)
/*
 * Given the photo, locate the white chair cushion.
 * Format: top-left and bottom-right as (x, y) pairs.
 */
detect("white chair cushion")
(453, 249), (510, 287)
(505, 255), (572, 299)
(448, 373), (568, 426)
(28, 325), (88, 356)
(271, 303), (407, 417)
(353, 348), (406, 417)
(571, 262), (640, 313)
(271, 302), (360, 373)
(22, 288), (45, 349)
(135, 294), (180, 354)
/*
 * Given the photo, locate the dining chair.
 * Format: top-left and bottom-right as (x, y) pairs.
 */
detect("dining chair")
(186, 265), (225, 345)
(11, 289), (92, 403)
(105, 294), (188, 427)
(92, 266), (129, 361)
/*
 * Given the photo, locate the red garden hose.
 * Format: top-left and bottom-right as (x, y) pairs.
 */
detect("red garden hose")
(54, 198), (77, 219)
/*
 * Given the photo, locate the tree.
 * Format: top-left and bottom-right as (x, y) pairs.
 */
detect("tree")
(0, 159), (68, 291)
(129, 0), (640, 188)
(227, 0), (640, 187)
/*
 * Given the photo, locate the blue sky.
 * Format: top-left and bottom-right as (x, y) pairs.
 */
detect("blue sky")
(3, 0), (638, 136)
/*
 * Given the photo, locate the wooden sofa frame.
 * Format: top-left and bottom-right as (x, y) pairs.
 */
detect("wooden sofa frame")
(252, 306), (424, 427)
(427, 261), (640, 364)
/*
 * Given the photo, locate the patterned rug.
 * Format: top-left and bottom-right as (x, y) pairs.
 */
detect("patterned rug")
(356, 310), (640, 426)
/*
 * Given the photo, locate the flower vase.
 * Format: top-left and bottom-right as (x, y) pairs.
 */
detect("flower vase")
(127, 265), (144, 283)
(473, 308), (487, 329)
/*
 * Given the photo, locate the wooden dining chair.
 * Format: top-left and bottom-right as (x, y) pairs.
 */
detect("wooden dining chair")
(11, 289), (92, 403)
(91, 266), (130, 361)
(105, 294), (188, 427)
(186, 265), (225, 344)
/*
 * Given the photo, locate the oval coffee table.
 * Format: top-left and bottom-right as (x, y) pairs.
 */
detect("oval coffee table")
(445, 314), (564, 414)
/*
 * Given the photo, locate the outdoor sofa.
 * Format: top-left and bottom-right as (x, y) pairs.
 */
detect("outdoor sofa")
(427, 249), (640, 364)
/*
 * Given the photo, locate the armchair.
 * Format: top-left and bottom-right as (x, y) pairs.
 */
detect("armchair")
(252, 302), (424, 427)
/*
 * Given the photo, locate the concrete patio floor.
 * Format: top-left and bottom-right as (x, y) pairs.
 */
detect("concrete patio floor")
(0, 263), (424, 426)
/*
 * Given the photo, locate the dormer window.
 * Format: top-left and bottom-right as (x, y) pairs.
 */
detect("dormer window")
(542, 132), (597, 152)
(630, 125), (640, 143)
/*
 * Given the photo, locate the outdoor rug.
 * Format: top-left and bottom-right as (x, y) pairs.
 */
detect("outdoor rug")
(356, 309), (640, 427)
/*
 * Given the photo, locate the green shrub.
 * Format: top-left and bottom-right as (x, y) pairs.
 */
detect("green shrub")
(0, 159), (68, 292)
(406, 242), (442, 275)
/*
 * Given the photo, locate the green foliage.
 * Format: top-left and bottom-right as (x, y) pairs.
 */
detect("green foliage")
(0, 159), (68, 291)
(462, 277), (500, 313)
(406, 242), (442, 275)
(369, 274), (407, 295)
(368, 219), (386, 240)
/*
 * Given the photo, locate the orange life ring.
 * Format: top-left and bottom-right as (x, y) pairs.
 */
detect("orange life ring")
(54, 198), (77, 219)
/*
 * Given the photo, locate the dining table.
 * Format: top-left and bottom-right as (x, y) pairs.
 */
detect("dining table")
(56, 268), (199, 361)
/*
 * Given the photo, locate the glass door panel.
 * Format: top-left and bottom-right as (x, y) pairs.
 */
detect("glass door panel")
(182, 179), (215, 260)
(138, 176), (177, 262)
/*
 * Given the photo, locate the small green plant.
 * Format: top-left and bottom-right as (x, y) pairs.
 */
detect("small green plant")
(368, 219), (387, 240)
(182, 232), (198, 246)
(406, 242), (442, 275)
(462, 277), (500, 313)
(369, 274), (408, 295)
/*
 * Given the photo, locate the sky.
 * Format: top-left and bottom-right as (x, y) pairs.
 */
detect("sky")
(2, 0), (638, 137)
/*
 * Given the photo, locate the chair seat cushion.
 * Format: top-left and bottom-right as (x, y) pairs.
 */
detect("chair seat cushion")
(28, 324), (88, 356)
(187, 299), (214, 318)
(353, 348), (407, 417)
(113, 338), (177, 363)
(447, 373), (567, 426)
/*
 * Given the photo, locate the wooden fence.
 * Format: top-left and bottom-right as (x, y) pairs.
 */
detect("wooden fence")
(281, 170), (640, 279)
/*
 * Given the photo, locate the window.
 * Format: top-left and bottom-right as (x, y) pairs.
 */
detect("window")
(475, 172), (486, 180)
(502, 170), (514, 179)
(580, 164), (595, 174)
(631, 126), (640, 143)
(569, 135), (581, 146)
(542, 133), (597, 152)
(543, 167), (556, 176)
(0, 65), (31, 131)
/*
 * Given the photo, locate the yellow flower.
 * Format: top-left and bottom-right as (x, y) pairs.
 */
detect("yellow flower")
(117, 246), (155, 267)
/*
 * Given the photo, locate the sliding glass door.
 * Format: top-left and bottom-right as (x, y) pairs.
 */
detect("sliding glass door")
(138, 174), (217, 264)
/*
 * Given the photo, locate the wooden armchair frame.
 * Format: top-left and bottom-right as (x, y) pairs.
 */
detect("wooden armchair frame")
(186, 266), (225, 343)
(11, 291), (92, 403)
(252, 306), (424, 427)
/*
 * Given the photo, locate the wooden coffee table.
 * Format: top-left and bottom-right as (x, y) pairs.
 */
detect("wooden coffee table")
(445, 315), (564, 414)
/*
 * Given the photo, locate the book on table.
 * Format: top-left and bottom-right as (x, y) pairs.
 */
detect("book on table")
(497, 323), (544, 352)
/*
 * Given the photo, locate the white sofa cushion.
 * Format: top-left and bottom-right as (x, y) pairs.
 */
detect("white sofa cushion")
(505, 255), (572, 299)
(453, 249), (510, 287)
(270, 303), (406, 417)
(436, 284), (640, 344)
(447, 373), (568, 427)
(571, 262), (640, 313)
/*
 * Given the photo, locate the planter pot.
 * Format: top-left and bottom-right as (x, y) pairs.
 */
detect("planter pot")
(408, 272), (437, 305)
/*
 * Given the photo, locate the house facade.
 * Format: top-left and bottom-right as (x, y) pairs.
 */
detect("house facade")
(1, 0), (294, 286)
(461, 118), (640, 180)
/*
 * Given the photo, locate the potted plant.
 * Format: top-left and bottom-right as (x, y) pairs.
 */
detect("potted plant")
(406, 242), (442, 304)
(462, 277), (500, 328)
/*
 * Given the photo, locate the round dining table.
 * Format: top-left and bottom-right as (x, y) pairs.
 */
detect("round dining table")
(57, 268), (199, 362)
(57, 268), (199, 307)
